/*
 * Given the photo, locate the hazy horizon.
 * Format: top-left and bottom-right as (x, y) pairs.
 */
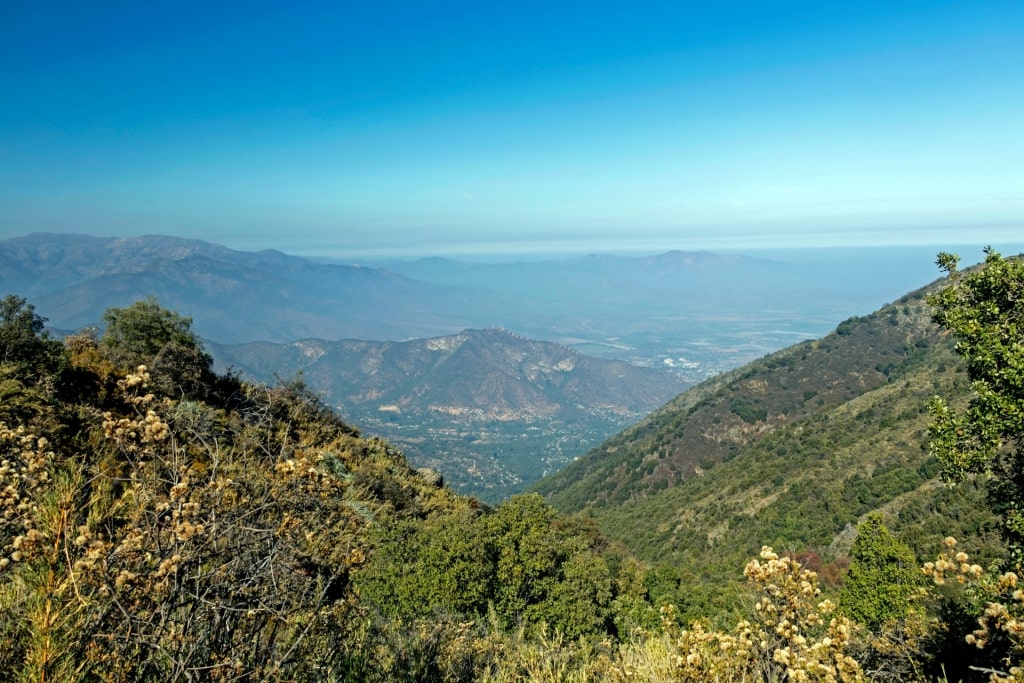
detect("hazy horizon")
(307, 240), (1024, 266)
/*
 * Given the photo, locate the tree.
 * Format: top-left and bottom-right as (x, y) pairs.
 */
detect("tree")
(0, 294), (61, 373)
(840, 513), (923, 631)
(100, 297), (215, 399)
(0, 296), (66, 424)
(353, 509), (495, 620)
(928, 248), (1024, 564)
(354, 494), (615, 639)
(486, 494), (613, 638)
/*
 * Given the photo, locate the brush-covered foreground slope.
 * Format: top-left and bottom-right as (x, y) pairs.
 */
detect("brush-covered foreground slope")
(533, 281), (999, 587)
(210, 328), (687, 501)
(0, 308), (466, 678)
(0, 297), (627, 680)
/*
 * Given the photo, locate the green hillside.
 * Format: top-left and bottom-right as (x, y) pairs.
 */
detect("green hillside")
(532, 279), (1000, 609)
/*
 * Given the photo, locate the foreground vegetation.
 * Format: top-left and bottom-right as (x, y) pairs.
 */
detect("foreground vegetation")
(2, 248), (1024, 680)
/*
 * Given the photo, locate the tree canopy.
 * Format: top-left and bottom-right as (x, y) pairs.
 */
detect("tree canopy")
(840, 513), (923, 631)
(99, 297), (216, 399)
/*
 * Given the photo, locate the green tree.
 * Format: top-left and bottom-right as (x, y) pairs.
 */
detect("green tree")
(353, 509), (495, 619)
(486, 494), (613, 638)
(0, 294), (61, 373)
(100, 297), (215, 399)
(840, 513), (923, 631)
(354, 493), (615, 639)
(0, 295), (66, 424)
(927, 248), (1024, 564)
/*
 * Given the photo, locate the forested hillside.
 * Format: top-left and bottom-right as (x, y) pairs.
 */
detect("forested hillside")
(535, 283), (947, 507)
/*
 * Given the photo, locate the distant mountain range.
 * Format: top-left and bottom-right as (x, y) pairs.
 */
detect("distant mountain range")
(0, 233), (511, 343)
(0, 232), (972, 505)
(0, 233), (944, 381)
(210, 327), (687, 500)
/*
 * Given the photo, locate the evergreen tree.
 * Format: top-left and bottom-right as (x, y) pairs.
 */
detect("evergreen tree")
(0, 294), (61, 374)
(840, 513), (922, 631)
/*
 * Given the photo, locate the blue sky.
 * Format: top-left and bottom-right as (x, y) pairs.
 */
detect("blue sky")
(2, 1), (1022, 258)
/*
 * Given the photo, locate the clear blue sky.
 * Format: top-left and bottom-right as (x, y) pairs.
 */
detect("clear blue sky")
(2, 1), (1022, 258)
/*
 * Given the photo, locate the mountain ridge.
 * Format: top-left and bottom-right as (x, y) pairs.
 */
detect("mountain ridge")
(0, 233), (506, 343)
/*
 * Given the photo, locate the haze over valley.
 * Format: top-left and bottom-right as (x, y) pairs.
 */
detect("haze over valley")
(2, 232), (1001, 499)
(3, 233), (988, 381)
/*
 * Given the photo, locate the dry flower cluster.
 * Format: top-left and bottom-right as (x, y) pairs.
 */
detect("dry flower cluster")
(925, 538), (1024, 682)
(595, 546), (864, 683)
(921, 536), (984, 586)
(0, 424), (53, 571)
(744, 547), (863, 683)
(0, 354), (387, 680)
